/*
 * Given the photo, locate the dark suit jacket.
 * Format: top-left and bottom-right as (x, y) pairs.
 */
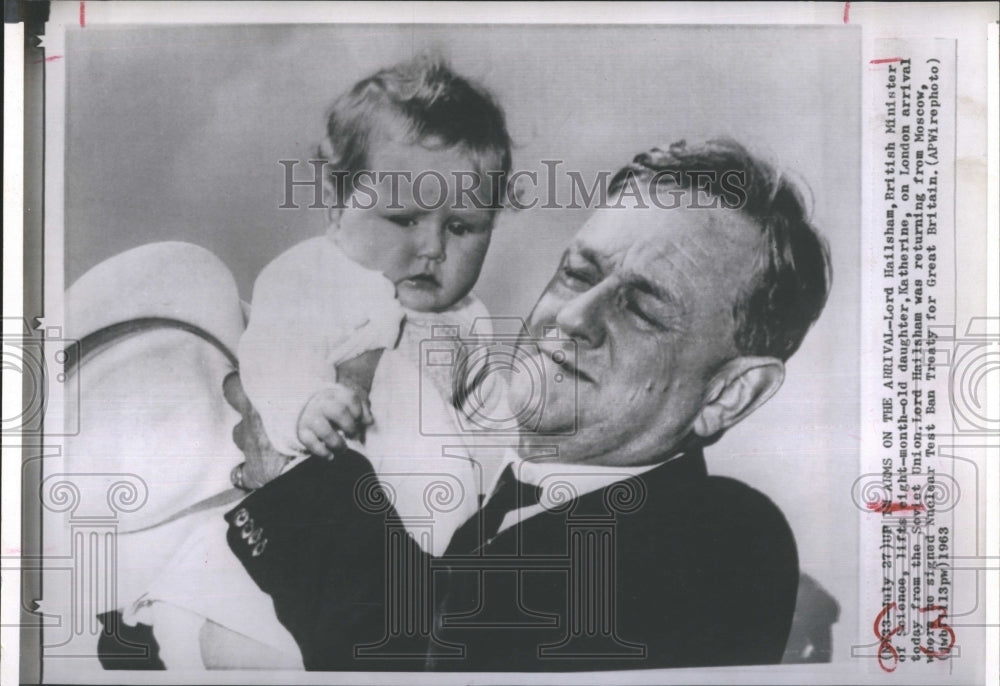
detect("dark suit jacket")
(227, 448), (798, 671)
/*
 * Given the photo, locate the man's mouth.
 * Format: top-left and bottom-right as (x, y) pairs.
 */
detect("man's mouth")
(398, 273), (440, 290)
(541, 347), (594, 384)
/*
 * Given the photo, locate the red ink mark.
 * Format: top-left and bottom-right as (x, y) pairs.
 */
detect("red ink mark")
(918, 605), (956, 658)
(866, 500), (925, 514)
(79, 1), (86, 28)
(843, 1), (850, 23)
(870, 57), (903, 65)
(873, 602), (902, 672)
(32, 55), (64, 64)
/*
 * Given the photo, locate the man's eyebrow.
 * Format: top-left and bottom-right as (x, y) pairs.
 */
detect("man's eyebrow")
(573, 244), (684, 308)
(575, 246), (605, 272)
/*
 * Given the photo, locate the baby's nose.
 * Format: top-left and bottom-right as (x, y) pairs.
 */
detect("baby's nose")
(415, 222), (446, 261)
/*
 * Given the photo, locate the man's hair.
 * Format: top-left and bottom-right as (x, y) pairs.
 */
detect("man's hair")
(609, 138), (832, 361)
(318, 55), (512, 208)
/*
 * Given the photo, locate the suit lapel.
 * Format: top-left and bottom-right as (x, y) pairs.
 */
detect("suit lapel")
(480, 447), (708, 550)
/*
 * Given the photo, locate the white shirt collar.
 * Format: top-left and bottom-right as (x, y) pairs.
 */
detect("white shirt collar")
(486, 446), (682, 515)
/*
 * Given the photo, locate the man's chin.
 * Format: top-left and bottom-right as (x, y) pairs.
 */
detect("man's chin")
(515, 428), (584, 463)
(515, 415), (576, 441)
(515, 432), (558, 460)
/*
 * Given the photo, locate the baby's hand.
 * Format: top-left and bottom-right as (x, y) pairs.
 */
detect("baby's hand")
(297, 383), (374, 458)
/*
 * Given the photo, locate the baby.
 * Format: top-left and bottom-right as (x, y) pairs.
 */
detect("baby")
(130, 56), (515, 668)
(239, 55), (510, 469)
(237, 55), (513, 537)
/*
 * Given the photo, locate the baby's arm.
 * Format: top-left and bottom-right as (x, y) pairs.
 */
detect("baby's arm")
(296, 351), (381, 458)
(238, 250), (346, 456)
(239, 242), (401, 458)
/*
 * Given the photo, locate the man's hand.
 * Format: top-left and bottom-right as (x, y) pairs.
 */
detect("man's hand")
(223, 371), (292, 489)
(296, 383), (374, 459)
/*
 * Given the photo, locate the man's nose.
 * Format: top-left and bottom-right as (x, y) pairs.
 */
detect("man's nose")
(414, 221), (446, 262)
(554, 284), (609, 348)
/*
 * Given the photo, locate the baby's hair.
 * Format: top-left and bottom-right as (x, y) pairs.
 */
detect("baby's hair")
(318, 54), (512, 209)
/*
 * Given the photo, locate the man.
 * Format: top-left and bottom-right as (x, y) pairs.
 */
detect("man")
(223, 138), (831, 670)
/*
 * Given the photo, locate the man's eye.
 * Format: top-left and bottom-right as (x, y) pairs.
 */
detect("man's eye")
(628, 304), (659, 328)
(623, 293), (663, 329)
(387, 215), (419, 228)
(560, 266), (593, 289)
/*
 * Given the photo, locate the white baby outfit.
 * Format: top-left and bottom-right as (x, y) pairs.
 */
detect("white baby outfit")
(237, 236), (406, 457)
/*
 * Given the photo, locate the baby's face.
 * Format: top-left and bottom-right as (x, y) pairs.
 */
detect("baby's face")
(330, 137), (498, 312)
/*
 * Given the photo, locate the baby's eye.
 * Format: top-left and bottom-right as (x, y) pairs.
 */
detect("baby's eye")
(387, 215), (419, 228)
(445, 218), (489, 236)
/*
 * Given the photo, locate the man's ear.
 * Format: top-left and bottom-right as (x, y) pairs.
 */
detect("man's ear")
(692, 356), (785, 439)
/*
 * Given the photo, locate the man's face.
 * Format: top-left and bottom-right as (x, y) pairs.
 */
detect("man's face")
(511, 188), (762, 466)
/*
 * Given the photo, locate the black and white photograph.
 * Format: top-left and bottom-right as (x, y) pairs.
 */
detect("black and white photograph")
(3, 2), (997, 684)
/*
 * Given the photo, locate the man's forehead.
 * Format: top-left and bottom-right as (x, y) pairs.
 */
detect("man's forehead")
(571, 200), (761, 298)
(577, 200), (754, 258)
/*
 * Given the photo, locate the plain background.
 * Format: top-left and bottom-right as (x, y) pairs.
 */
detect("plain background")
(64, 24), (861, 661)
